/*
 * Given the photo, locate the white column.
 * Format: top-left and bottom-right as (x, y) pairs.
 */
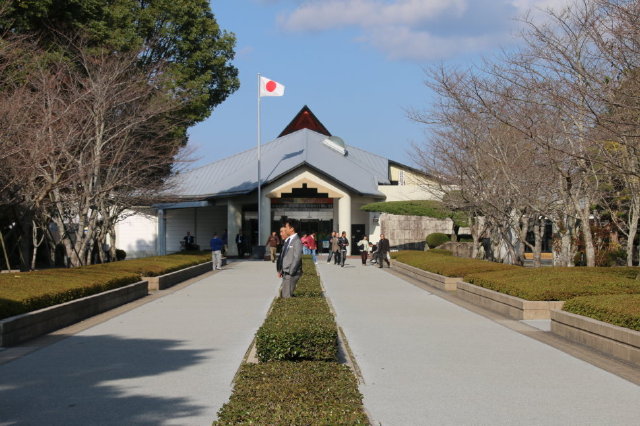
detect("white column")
(227, 200), (242, 256)
(259, 195), (271, 246)
(338, 194), (352, 255)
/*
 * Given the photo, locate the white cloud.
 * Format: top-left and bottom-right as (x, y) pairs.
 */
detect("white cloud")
(277, 0), (581, 60)
(278, 0), (467, 32)
(363, 26), (504, 61)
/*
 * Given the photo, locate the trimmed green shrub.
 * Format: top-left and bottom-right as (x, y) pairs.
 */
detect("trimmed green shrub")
(93, 252), (212, 277)
(360, 200), (468, 226)
(115, 249), (127, 261)
(293, 258), (323, 297)
(563, 294), (640, 331)
(214, 361), (369, 425)
(465, 268), (640, 301)
(394, 250), (516, 277)
(426, 233), (450, 248)
(0, 270), (140, 319)
(0, 252), (213, 319)
(255, 297), (338, 362)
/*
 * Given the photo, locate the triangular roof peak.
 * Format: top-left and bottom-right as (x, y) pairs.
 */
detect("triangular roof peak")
(278, 105), (332, 137)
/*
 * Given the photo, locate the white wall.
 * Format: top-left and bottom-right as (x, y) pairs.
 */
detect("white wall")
(165, 206), (227, 253)
(115, 209), (158, 259)
(195, 205), (227, 249)
(378, 184), (443, 202)
(165, 208), (196, 253)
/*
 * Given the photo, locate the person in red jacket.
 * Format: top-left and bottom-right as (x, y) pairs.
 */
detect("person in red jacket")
(307, 232), (318, 264)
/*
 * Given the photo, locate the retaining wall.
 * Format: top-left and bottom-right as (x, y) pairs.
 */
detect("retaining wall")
(145, 261), (214, 290)
(456, 281), (565, 320)
(551, 310), (640, 366)
(0, 281), (148, 347)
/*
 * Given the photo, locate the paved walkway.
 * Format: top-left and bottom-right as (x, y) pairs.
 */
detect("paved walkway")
(317, 260), (640, 426)
(2, 259), (639, 425)
(0, 261), (281, 426)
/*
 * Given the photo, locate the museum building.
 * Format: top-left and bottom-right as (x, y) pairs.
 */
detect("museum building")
(115, 106), (442, 258)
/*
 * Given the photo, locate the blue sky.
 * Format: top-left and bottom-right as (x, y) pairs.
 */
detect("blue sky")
(186, 0), (571, 169)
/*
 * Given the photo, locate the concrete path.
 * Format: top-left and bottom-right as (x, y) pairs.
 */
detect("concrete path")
(318, 260), (640, 426)
(0, 261), (281, 426)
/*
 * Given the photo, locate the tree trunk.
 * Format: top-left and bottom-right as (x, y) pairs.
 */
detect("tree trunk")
(0, 231), (11, 271)
(533, 219), (543, 268)
(627, 200), (640, 266)
(30, 220), (45, 270)
(578, 206), (596, 267)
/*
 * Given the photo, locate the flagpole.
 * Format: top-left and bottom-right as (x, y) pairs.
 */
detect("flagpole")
(257, 73), (262, 256)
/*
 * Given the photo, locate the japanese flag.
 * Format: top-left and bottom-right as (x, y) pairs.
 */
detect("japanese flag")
(260, 76), (285, 97)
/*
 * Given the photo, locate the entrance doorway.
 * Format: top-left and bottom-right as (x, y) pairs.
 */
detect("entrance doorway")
(351, 224), (365, 255)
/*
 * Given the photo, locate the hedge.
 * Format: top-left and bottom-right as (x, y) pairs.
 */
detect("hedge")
(89, 252), (212, 277)
(393, 250), (517, 277)
(360, 200), (468, 226)
(255, 297), (338, 362)
(563, 294), (640, 331)
(0, 252), (212, 320)
(0, 269), (140, 320)
(293, 258), (324, 297)
(465, 268), (640, 301)
(214, 362), (369, 425)
(426, 233), (450, 249)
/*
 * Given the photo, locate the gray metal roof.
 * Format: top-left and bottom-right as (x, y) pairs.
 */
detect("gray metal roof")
(170, 128), (391, 199)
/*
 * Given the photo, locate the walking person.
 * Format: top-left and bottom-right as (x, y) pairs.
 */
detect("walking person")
(210, 232), (224, 270)
(326, 231), (337, 263)
(279, 219), (302, 298)
(377, 233), (391, 268)
(266, 231), (280, 263)
(330, 231), (341, 265)
(301, 233), (310, 255)
(338, 231), (349, 267)
(357, 235), (372, 265)
(308, 232), (318, 264)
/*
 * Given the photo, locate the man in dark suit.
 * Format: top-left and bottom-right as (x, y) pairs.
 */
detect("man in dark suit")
(279, 219), (303, 298)
(377, 233), (391, 268)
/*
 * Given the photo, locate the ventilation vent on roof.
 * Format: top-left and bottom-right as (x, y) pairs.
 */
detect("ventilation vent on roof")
(323, 136), (347, 156)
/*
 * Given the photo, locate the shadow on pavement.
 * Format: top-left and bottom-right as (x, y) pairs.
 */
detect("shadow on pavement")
(0, 334), (211, 425)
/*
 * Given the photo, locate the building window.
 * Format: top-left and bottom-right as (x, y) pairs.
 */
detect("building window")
(398, 170), (405, 186)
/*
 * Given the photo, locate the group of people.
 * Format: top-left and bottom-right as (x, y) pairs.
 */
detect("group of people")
(208, 223), (391, 298)
(327, 231), (350, 267)
(328, 232), (390, 268)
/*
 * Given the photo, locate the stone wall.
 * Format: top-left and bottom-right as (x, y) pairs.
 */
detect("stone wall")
(439, 241), (474, 258)
(380, 213), (453, 250)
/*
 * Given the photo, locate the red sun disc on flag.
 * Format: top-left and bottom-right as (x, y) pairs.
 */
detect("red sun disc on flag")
(266, 80), (277, 92)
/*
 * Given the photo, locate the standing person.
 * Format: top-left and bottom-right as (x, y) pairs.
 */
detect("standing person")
(377, 233), (391, 268)
(330, 231), (341, 265)
(266, 231), (279, 263)
(279, 219), (302, 298)
(210, 232), (224, 270)
(357, 235), (371, 265)
(338, 231), (349, 267)
(276, 226), (287, 275)
(183, 231), (195, 250)
(235, 230), (245, 259)
(301, 233), (309, 255)
(308, 232), (318, 264)
(326, 231), (337, 263)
